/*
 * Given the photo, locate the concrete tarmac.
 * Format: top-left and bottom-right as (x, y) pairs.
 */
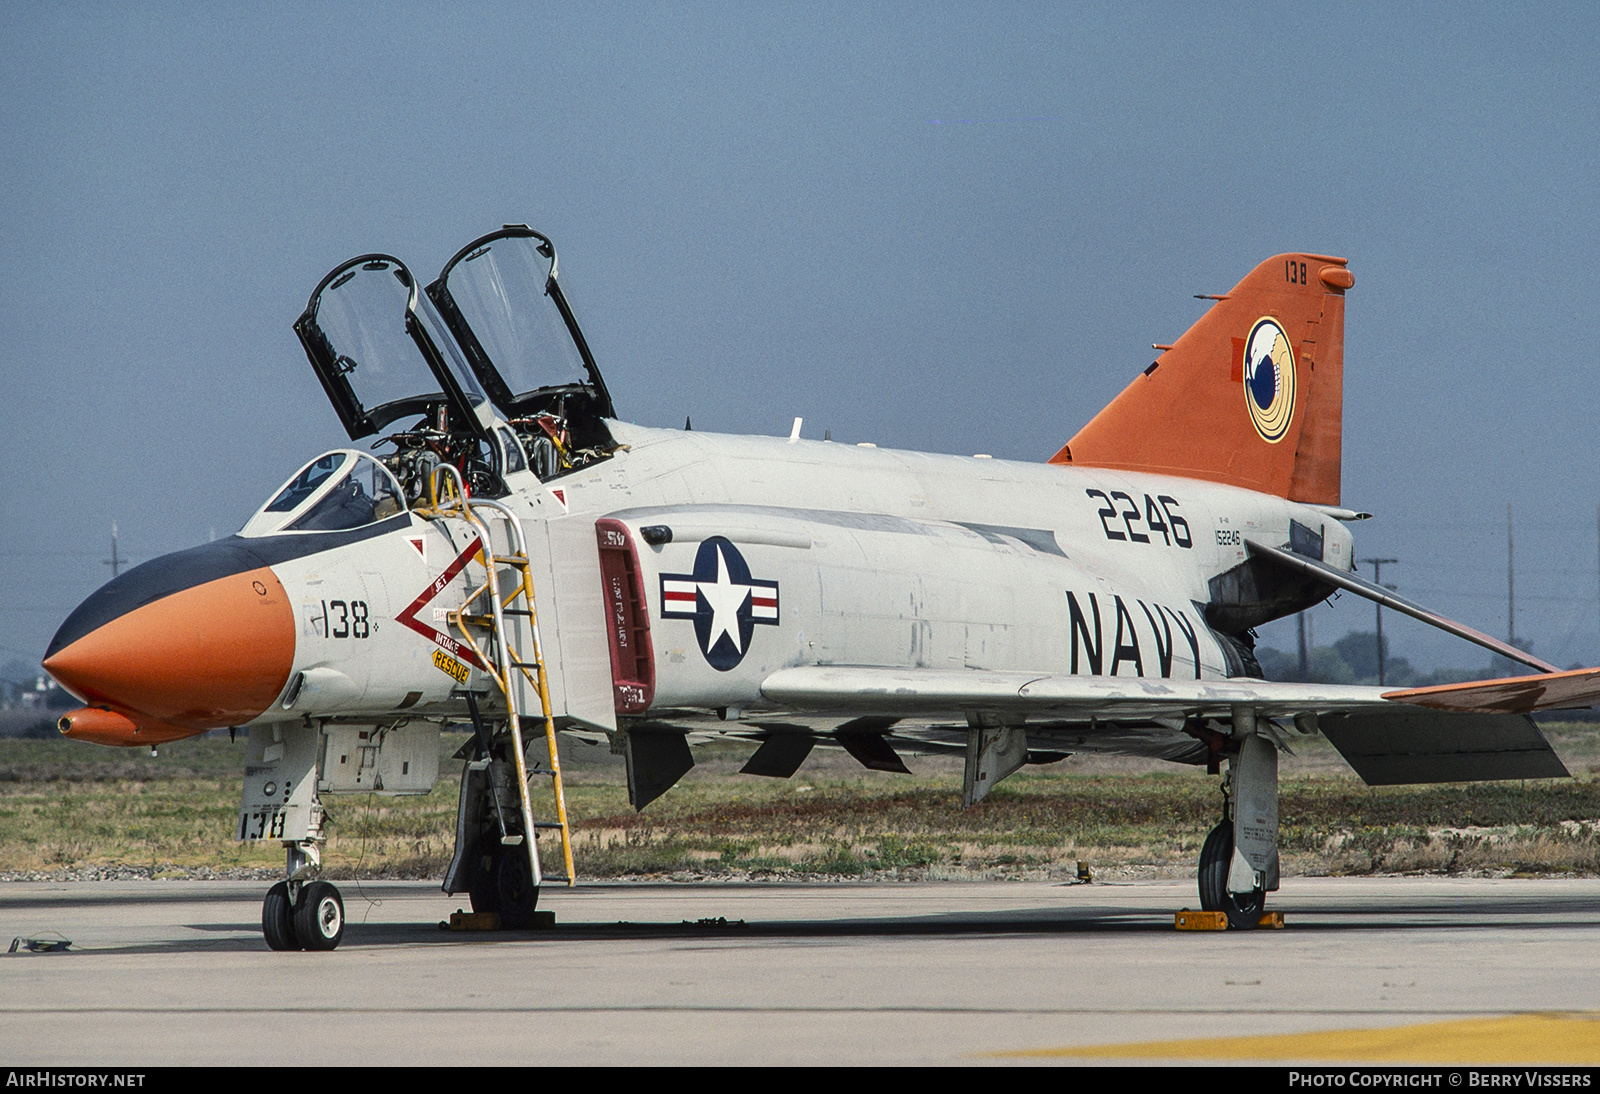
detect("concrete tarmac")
(2, 876), (1599, 1065)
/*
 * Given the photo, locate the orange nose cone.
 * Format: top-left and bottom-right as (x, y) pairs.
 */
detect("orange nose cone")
(44, 566), (295, 731)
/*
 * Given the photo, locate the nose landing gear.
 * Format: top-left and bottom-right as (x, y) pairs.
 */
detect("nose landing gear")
(262, 843), (345, 951)
(294, 881), (346, 950)
(262, 880), (299, 950)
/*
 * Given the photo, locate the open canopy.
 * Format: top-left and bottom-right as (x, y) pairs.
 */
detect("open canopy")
(427, 225), (615, 423)
(294, 254), (497, 441)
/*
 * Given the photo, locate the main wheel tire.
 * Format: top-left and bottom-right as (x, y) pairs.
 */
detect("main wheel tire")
(1197, 821), (1265, 930)
(1198, 822), (1230, 912)
(262, 881), (300, 951)
(495, 845), (539, 929)
(1224, 879), (1266, 931)
(468, 845), (501, 915)
(293, 881), (345, 951)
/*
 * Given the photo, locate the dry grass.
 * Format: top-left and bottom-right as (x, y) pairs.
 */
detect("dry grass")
(3, 727), (1600, 881)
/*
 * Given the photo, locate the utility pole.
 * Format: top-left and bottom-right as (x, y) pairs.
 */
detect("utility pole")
(1359, 557), (1398, 684)
(1507, 502), (1516, 648)
(102, 521), (123, 578)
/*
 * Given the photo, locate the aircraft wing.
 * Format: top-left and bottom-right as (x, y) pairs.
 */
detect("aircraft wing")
(760, 665), (1395, 718)
(759, 665), (1570, 786)
(1385, 667), (1600, 714)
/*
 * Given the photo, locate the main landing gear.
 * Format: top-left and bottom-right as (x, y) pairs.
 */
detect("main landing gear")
(1198, 820), (1266, 929)
(1196, 716), (1279, 930)
(467, 834), (540, 929)
(262, 845), (346, 951)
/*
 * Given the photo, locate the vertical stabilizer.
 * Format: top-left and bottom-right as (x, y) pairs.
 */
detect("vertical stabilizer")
(1052, 253), (1352, 505)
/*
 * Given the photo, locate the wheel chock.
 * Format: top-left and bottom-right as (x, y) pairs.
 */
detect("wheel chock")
(445, 910), (501, 931)
(1173, 910), (1286, 930)
(442, 909), (558, 931)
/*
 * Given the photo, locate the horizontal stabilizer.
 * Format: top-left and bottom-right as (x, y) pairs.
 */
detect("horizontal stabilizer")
(1246, 539), (1558, 675)
(1319, 710), (1568, 785)
(1385, 667), (1600, 714)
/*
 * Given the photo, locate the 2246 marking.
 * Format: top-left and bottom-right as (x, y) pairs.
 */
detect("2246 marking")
(1085, 490), (1192, 548)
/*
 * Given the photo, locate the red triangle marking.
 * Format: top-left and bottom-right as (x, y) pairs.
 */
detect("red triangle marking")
(394, 536), (489, 670)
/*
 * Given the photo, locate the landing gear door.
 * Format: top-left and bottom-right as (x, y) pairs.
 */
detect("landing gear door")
(523, 514), (618, 735)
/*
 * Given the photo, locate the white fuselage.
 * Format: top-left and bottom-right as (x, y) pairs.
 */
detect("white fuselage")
(248, 421), (1353, 730)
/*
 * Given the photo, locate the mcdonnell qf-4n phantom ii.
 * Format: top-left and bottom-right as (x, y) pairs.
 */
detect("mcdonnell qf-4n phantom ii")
(43, 227), (1600, 950)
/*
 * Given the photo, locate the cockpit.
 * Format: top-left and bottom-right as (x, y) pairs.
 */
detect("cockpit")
(240, 451), (407, 538)
(292, 226), (619, 504)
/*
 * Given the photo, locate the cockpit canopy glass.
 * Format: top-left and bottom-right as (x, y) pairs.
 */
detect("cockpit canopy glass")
(439, 235), (590, 398)
(309, 260), (445, 429)
(429, 227), (614, 421)
(241, 451), (406, 537)
(296, 256), (493, 440)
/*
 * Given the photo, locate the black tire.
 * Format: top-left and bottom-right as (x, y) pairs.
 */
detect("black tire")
(1198, 822), (1230, 912)
(1224, 878), (1266, 930)
(262, 881), (300, 951)
(293, 881), (345, 951)
(1197, 821), (1265, 930)
(495, 845), (539, 929)
(469, 842), (501, 915)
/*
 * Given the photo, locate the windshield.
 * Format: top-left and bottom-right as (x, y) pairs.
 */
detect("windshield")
(241, 451), (406, 537)
(289, 455), (404, 531)
(265, 453), (344, 513)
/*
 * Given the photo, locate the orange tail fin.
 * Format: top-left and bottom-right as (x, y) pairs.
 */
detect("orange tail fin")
(1051, 253), (1352, 505)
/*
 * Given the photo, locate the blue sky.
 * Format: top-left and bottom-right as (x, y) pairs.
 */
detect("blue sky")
(2, 2), (1597, 672)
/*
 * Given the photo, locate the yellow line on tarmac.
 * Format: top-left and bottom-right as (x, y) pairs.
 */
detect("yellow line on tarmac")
(996, 1014), (1600, 1063)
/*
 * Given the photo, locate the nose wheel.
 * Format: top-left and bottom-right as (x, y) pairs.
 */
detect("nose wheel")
(294, 881), (345, 949)
(262, 881), (299, 951)
(262, 879), (346, 951)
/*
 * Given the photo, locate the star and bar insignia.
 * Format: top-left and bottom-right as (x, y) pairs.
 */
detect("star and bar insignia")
(660, 537), (779, 670)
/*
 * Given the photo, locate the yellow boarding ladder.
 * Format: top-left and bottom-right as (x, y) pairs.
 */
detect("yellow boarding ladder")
(422, 465), (574, 889)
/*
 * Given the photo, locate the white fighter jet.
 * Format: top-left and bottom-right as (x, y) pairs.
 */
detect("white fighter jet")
(43, 227), (1599, 950)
